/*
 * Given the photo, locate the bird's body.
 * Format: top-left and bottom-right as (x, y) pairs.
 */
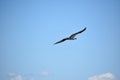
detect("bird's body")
(54, 27), (86, 45)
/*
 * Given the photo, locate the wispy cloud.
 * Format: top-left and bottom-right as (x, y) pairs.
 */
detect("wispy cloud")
(8, 72), (34, 80)
(40, 71), (50, 77)
(8, 72), (16, 77)
(88, 73), (116, 80)
(11, 75), (23, 80)
(7, 71), (51, 80)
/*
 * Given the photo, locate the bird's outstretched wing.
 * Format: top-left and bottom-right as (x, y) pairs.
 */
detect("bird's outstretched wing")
(54, 38), (69, 45)
(69, 27), (86, 38)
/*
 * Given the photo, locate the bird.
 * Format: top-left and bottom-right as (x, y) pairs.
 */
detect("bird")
(54, 27), (86, 45)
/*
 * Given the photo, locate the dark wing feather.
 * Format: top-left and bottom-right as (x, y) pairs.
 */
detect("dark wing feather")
(54, 38), (68, 45)
(69, 27), (86, 38)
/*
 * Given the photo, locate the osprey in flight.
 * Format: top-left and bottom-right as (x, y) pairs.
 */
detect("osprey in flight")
(54, 27), (86, 45)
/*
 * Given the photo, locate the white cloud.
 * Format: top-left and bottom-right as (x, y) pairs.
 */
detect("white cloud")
(8, 72), (34, 80)
(40, 72), (49, 76)
(88, 73), (116, 80)
(8, 72), (16, 77)
(8, 71), (52, 80)
(9, 75), (24, 80)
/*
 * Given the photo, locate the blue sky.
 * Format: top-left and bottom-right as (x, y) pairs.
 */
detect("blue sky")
(0, 0), (120, 80)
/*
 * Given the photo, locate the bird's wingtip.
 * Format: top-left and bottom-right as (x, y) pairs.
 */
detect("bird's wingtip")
(84, 27), (87, 29)
(53, 43), (56, 45)
(53, 43), (57, 45)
